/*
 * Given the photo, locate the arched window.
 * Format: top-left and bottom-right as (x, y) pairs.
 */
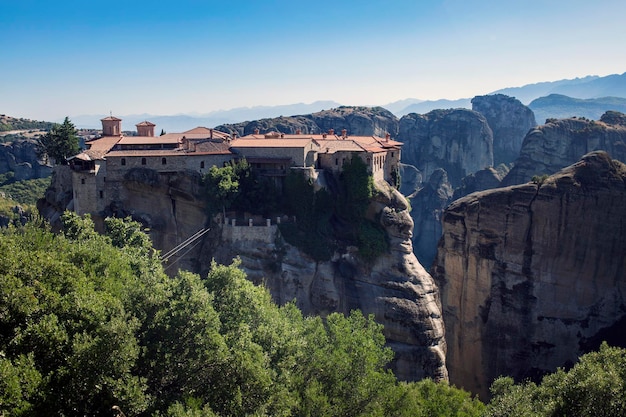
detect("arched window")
(162, 158), (167, 165)
(141, 158), (147, 165)
(201, 161), (205, 169)
(121, 158), (126, 166)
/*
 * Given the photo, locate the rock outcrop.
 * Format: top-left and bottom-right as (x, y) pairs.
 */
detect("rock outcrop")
(502, 111), (626, 186)
(472, 94), (537, 165)
(432, 151), (626, 399)
(398, 109), (493, 188)
(209, 180), (448, 382)
(36, 166), (74, 230)
(0, 138), (52, 181)
(452, 167), (505, 201)
(216, 106), (399, 137)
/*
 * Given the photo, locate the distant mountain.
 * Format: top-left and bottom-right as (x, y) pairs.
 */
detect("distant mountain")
(397, 98), (472, 116)
(71, 100), (342, 132)
(491, 73), (626, 104)
(529, 94), (626, 124)
(381, 98), (424, 114)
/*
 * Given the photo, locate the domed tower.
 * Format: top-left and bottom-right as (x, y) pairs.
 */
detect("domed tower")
(136, 120), (156, 137)
(101, 116), (122, 136)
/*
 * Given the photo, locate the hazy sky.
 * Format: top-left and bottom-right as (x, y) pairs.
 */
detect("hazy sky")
(2, 0), (625, 122)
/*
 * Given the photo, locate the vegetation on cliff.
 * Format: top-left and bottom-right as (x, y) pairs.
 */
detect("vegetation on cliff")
(0, 214), (483, 416)
(281, 156), (389, 262)
(0, 115), (53, 132)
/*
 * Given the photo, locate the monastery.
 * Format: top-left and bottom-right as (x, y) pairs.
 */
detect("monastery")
(69, 116), (403, 217)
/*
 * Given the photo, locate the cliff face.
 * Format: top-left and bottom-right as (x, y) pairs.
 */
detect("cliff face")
(39, 169), (448, 382)
(472, 94), (537, 165)
(502, 111), (626, 186)
(409, 169), (453, 269)
(208, 180), (448, 382)
(398, 109), (493, 188)
(432, 151), (626, 398)
(216, 106), (399, 137)
(0, 138), (52, 181)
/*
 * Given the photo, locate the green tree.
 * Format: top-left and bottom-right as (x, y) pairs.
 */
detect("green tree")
(485, 342), (626, 417)
(37, 117), (80, 165)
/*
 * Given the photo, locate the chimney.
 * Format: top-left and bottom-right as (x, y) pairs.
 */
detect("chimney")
(385, 133), (391, 142)
(328, 128), (334, 135)
(341, 129), (347, 138)
(254, 128), (260, 134)
(296, 128), (302, 134)
(322, 133), (327, 139)
(210, 129), (213, 139)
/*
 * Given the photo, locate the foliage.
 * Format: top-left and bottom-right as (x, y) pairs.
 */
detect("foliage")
(281, 157), (389, 262)
(531, 174), (549, 185)
(0, 216), (482, 416)
(0, 177), (51, 206)
(202, 158), (278, 217)
(484, 342), (626, 417)
(37, 117), (80, 165)
(0, 116), (53, 132)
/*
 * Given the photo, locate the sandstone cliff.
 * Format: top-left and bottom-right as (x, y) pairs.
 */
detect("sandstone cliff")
(398, 109), (493, 188)
(433, 151), (626, 399)
(502, 111), (626, 186)
(472, 94), (537, 165)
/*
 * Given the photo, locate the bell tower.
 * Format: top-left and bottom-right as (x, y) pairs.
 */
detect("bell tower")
(136, 121), (156, 137)
(101, 116), (122, 136)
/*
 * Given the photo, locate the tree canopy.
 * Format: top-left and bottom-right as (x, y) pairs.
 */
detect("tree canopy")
(37, 117), (80, 165)
(0, 214), (484, 416)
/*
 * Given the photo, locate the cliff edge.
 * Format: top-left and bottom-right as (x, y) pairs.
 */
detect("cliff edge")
(433, 151), (626, 398)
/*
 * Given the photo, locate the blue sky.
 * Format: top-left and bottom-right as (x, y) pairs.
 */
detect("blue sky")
(2, 0), (625, 122)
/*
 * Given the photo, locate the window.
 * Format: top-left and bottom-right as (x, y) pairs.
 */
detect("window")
(81, 178), (85, 184)
(141, 158), (146, 165)
(200, 161), (205, 169)
(162, 158), (167, 165)
(335, 158), (338, 166)
(391, 152), (394, 158)
(99, 190), (103, 198)
(121, 158), (126, 166)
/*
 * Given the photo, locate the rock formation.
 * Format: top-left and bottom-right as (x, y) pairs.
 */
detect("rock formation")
(216, 106), (399, 137)
(452, 167), (505, 201)
(409, 169), (453, 269)
(398, 109), (493, 188)
(432, 151), (626, 399)
(0, 138), (52, 181)
(472, 94), (537, 165)
(39, 168), (449, 383)
(208, 180), (448, 382)
(502, 111), (626, 186)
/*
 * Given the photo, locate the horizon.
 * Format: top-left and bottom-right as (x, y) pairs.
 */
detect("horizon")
(2, 0), (625, 122)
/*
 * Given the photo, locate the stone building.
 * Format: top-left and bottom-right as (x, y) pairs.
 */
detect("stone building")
(69, 117), (402, 220)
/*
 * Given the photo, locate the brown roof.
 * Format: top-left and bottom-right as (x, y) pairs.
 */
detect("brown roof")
(230, 138), (318, 148)
(101, 116), (122, 121)
(183, 127), (230, 139)
(117, 135), (181, 145)
(316, 139), (364, 153)
(136, 121), (156, 126)
(85, 136), (122, 152)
